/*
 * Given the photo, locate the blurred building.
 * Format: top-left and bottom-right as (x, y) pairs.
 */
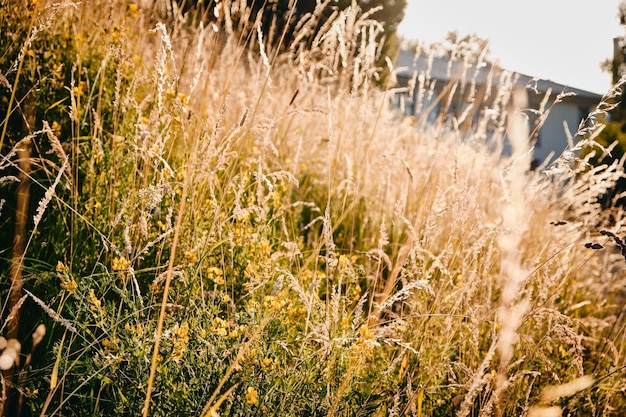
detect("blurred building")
(393, 50), (603, 167)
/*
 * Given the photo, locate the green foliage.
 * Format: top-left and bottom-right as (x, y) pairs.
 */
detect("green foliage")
(581, 119), (626, 205)
(591, 120), (626, 162)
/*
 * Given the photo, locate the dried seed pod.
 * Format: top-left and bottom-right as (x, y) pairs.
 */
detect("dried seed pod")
(584, 242), (604, 250)
(6, 339), (21, 353)
(0, 353), (13, 370)
(32, 323), (46, 347)
(0, 346), (18, 371)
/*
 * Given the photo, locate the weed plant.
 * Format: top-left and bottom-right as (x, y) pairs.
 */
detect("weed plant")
(0, 0), (625, 416)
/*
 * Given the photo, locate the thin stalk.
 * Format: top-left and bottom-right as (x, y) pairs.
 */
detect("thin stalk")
(0, 4), (37, 152)
(142, 131), (196, 417)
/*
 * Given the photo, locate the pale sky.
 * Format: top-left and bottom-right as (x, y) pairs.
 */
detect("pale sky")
(398, 0), (624, 95)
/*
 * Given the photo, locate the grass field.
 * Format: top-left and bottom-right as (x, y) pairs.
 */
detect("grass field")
(1, 1), (625, 416)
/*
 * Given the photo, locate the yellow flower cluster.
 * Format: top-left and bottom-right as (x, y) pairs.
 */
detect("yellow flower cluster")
(210, 317), (229, 337)
(244, 263), (258, 281)
(258, 239), (271, 256)
(260, 356), (281, 372)
(358, 324), (374, 341)
(124, 322), (143, 336)
(171, 322), (189, 363)
(105, 26), (121, 43)
(26, 0), (38, 12)
(88, 289), (106, 315)
(209, 317), (245, 339)
(231, 224), (253, 246)
(127, 2), (138, 18)
(156, 220), (168, 232)
(242, 348), (259, 365)
(72, 80), (87, 98)
(112, 256), (130, 272)
(56, 261), (77, 293)
(184, 251), (198, 265)
(262, 295), (288, 313)
(51, 120), (62, 134)
(228, 324), (245, 339)
(208, 267), (225, 285)
(285, 301), (306, 323)
(101, 337), (119, 355)
(337, 254), (359, 277)
(354, 324), (376, 354)
(245, 386), (259, 406)
(164, 90), (189, 107)
(337, 254), (350, 271)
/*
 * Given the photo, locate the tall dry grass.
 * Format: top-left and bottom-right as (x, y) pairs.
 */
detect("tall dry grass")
(0, 0), (625, 415)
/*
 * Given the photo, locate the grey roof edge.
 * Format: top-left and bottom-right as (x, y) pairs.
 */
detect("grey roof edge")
(394, 50), (604, 102)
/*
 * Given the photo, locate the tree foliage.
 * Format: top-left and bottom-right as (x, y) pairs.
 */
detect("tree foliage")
(584, 0), (626, 206)
(403, 31), (492, 64)
(172, 0), (407, 75)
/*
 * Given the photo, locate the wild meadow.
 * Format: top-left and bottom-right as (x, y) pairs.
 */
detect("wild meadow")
(0, 1), (625, 416)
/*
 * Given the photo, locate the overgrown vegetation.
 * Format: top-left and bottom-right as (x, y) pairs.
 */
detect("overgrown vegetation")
(0, 1), (625, 416)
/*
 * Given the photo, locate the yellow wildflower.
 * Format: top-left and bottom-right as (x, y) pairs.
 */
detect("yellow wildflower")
(156, 220), (167, 231)
(24, 387), (38, 397)
(337, 254), (351, 273)
(210, 317), (229, 336)
(165, 89), (176, 101)
(128, 3), (138, 17)
(184, 251), (197, 265)
(260, 357), (273, 371)
(112, 256), (130, 272)
(258, 239), (271, 256)
(358, 324), (374, 341)
(72, 81), (86, 97)
(56, 262), (77, 292)
(101, 337), (119, 355)
(171, 322), (189, 363)
(245, 387), (259, 406)
(208, 267), (225, 285)
(108, 26), (121, 43)
(60, 279), (77, 293)
(88, 289), (100, 308)
(51, 120), (61, 134)
(88, 289), (105, 315)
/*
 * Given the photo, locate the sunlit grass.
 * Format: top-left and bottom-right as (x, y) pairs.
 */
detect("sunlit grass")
(0, 1), (625, 416)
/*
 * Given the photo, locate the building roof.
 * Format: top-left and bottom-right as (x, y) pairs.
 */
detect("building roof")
(394, 50), (603, 102)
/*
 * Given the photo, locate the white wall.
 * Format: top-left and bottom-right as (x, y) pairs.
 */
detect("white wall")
(534, 103), (583, 165)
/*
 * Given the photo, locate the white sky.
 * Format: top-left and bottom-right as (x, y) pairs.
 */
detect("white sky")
(397, 0), (624, 95)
